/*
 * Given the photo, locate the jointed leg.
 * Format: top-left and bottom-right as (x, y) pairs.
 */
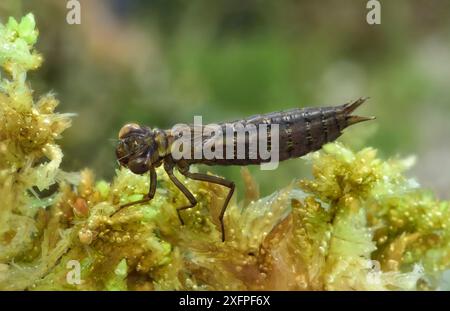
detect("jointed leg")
(164, 162), (197, 225)
(179, 169), (235, 242)
(112, 167), (157, 216)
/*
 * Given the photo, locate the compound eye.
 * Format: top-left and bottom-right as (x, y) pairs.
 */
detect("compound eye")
(128, 157), (149, 174)
(118, 123), (141, 139)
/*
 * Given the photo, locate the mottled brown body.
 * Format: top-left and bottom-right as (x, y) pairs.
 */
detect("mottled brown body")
(115, 98), (374, 241)
(184, 98), (371, 166)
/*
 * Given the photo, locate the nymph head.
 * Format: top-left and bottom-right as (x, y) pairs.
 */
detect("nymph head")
(115, 123), (157, 174)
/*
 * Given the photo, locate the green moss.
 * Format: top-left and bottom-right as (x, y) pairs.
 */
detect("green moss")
(105, 259), (128, 291)
(0, 14), (449, 291)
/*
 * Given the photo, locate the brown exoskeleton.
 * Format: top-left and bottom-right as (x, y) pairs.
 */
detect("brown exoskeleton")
(115, 98), (375, 241)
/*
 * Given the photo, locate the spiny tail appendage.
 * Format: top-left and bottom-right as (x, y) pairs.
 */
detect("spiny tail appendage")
(343, 97), (376, 126)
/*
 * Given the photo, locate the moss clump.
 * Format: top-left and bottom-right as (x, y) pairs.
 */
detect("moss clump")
(1, 14), (449, 291)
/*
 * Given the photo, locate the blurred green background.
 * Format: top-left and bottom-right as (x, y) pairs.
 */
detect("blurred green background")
(1, 0), (449, 198)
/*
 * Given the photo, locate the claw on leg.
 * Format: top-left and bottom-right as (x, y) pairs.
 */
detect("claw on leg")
(111, 167), (157, 217)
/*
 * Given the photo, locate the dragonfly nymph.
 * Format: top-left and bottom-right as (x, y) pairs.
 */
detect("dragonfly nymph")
(115, 98), (375, 241)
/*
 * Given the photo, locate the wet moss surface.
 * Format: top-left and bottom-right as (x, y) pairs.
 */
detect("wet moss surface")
(0, 14), (449, 291)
